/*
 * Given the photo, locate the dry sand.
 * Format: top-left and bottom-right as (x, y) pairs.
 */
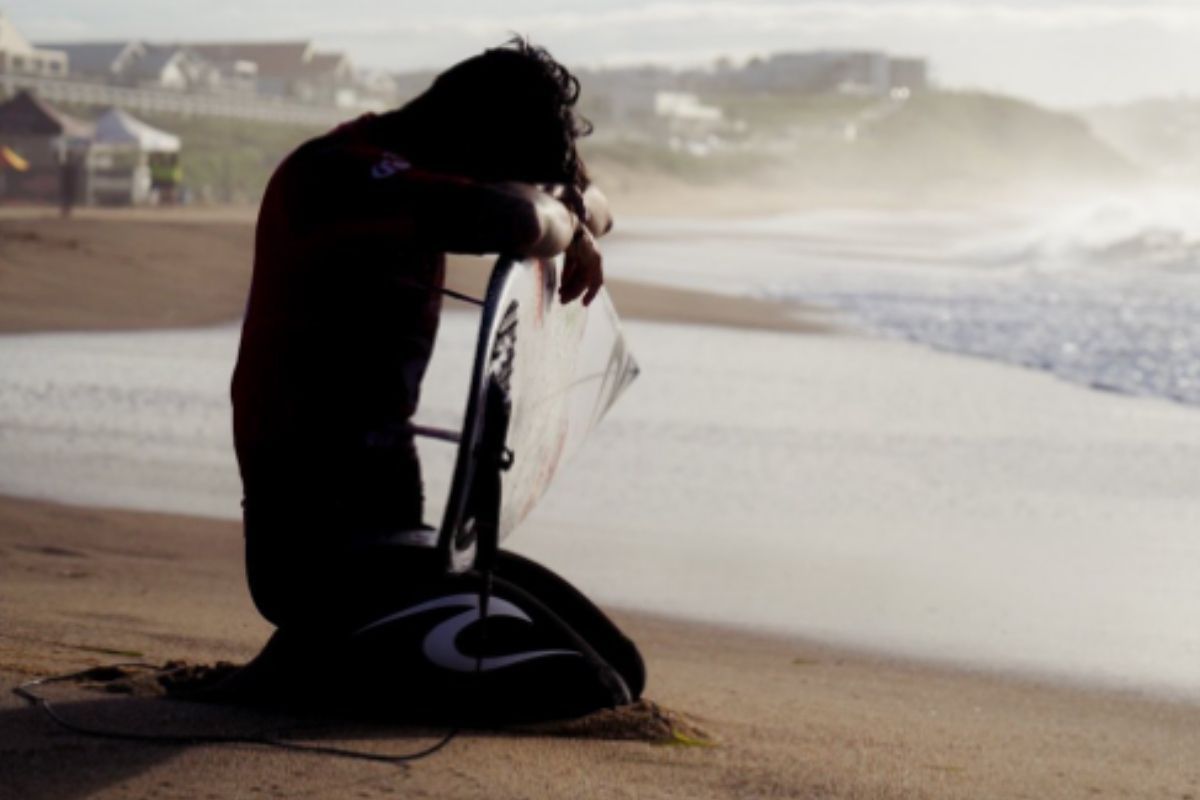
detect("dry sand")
(0, 208), (828, 335)
(1, 209), (1198, 799)
(3, 497), (1197, 800)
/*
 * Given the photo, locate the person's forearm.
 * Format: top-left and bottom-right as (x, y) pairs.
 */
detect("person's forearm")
(546, 183), (613, 239)
(521, 185), (577, 258)
(581, 184), (613, 237)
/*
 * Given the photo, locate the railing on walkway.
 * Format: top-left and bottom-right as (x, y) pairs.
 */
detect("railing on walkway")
(0, 74), (349, 127)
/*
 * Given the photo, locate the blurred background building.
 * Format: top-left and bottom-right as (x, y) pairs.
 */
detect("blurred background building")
(0, 11), (67, 79)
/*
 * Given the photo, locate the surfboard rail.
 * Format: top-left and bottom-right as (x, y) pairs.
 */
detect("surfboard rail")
(435, 255), (639, 573)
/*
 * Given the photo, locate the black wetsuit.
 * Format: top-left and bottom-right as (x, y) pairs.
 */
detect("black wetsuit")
(231, 117), (643, 721)
(233, 116), (445, 627)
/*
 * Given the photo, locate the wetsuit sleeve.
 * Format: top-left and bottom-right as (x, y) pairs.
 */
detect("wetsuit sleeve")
(289, 142), (559, 257)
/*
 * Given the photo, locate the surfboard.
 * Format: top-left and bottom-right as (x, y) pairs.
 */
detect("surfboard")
(435, 255), (639, 573)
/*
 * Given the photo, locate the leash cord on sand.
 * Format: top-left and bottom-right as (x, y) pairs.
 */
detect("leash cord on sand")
(12, 664), (459, 765)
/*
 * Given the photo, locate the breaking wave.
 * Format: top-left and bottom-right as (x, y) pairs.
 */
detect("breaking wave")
(769, 194), (1200, 407)
(960, 192), (1200, 275)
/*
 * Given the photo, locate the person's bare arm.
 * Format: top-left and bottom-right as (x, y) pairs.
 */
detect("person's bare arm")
(545, 182), (614, 305)
(295, 143), (605, 302)
(293, 144), (578, 259)
(559, 226), (603, 305)
(314, 177), (576, 258)
(511, 184), (609, 306)
(509, 182), (577, 258)
(361, 170), (609, 304)
(552, 184), (614, 238)
(580, 184), (614, 238)
(544, 182), (612, 306)
(409, 178), (606, 306)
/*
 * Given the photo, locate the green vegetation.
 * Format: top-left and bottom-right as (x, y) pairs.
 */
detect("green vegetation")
(49, 98), (323, 202)
(12, 86), (1138, 206)
(130, 112), (324, 203)
(703, 90), (878, 130)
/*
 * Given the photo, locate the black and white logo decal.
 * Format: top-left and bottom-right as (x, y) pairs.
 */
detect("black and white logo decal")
(355, 593), (579, 672)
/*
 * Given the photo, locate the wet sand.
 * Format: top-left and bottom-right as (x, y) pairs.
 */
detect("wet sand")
(1, 209), (1198, 798)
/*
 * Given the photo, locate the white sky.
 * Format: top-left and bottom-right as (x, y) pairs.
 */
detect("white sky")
(11, 1), (1200, 107)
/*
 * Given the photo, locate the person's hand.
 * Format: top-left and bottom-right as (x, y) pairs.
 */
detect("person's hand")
(557, 184), (588, 225)
(559, 225), (604, 306)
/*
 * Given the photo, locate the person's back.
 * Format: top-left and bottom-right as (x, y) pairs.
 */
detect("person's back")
(234, 118), (446, 546)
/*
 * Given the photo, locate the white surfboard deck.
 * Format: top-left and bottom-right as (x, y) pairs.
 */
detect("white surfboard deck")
(436, 255), (639, 573)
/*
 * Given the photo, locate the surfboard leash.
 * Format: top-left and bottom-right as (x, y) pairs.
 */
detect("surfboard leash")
(12, 663), (459, 765)
(391, 277), (486, 307)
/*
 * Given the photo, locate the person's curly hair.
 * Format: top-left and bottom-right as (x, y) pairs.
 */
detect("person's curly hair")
(404, 36), (592, 188)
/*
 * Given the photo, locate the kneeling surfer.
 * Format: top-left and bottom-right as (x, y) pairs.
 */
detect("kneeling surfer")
(230, 38), (642, 722)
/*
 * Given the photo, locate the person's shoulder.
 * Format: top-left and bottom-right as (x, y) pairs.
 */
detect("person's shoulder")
(285, 127), (352, 172)
(292, 116), (408, 175)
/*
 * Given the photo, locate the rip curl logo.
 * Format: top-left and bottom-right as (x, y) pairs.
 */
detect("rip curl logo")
(371, 153), (411, 179)
(354, 593), (580, 672)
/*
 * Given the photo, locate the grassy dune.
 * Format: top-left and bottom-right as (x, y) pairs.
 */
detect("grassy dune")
(585, 90), (1138, 205)
(24, 88), (1141, 207)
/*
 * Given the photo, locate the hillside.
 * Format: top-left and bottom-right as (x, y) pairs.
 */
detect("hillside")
(585, 89), (1140, 206)
(863, 91), (1137, 191)
(26, 88), (1141, 209)
(1084, 98), (1200, 181)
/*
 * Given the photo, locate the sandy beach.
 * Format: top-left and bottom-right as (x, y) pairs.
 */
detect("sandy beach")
(0, 208), (829, 335)
(2, 209), (1199, 799)
(4, 496), (1199, 800)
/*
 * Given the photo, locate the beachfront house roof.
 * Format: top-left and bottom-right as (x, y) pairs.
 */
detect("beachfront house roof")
(303, 51), (353, 80)
(0, 12), (68, 78)
(129, 45), (218, 90)
(188, 41), (315, 81)
(37, 41), (144, 80)
(93, 108), (180, 152)
(187, 41), (356, 102)
(38, 41), (219, 91)
(0, 90), (94, 141)
(128, 45), (182, 83)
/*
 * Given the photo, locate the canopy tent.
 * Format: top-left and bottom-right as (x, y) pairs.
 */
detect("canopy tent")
(0, 91), (91, 204)
(93, 108), (180, 152)
(0, 90), (93, 144)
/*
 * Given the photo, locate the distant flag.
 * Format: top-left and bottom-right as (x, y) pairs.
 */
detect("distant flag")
(1, 145), (30, 171)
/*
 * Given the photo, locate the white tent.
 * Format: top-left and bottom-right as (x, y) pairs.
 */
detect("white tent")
(93, 108), (180, 152)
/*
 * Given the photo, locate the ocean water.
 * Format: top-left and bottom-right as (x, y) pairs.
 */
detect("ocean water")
(791, 275), (1200, 406)
(609, 192), (1200, 407)
(2, 203), (1199, 697)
